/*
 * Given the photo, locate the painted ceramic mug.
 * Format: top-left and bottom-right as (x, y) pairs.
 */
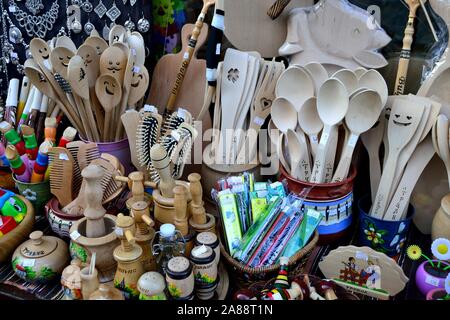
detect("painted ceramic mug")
(358, 195), (414, 258)
(415, 260), (450, 296)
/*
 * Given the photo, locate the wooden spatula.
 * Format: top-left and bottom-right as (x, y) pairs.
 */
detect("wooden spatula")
(370, 98), (425, 218)
(48, 147), (74, 206)
(384, 136), (435, 221)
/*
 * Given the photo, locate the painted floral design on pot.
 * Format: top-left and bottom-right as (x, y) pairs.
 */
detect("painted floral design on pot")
(363, 222), (386, 247)
(12, 256), (57, 282)
(22, 189), (37, 202)
(168, 283), (183, 298)
(70, 241), (88, 263)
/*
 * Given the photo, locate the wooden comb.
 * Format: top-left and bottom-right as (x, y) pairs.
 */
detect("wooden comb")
(89, 158), (125, 204)
(66, 140), (86, 197)
(77, 142), (100, 171)
(48, 147), (74, 206)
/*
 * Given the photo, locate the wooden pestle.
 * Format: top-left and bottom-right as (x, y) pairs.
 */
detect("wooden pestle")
(82, 164), (107, 238)
(151, 144), (175, 198)
(188, 173), (206, 225)
(173, 185), (189, 236)
(116, 213), (136, 252)
(131, 201), (155, 234)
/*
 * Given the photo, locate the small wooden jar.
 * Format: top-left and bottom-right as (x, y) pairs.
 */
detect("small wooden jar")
(165, 256), (195, 300)
(80, 266), (100, 300)
(61, 259), (82, 300)
(195, 232), (220, 266)
(190, 245), (218, 300)
(137, 272), (167, 300)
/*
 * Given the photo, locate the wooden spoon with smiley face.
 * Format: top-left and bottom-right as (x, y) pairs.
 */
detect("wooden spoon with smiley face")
(95, 74), (122, 142)
(77, 44), (104, 135)
(84, 35), (108, 57)
(50, 47), (74, 80)
(99, 46), (127, 85)
(128, 64), (149, 108)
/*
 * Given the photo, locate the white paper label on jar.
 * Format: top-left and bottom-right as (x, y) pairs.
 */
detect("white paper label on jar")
(22, 259), (35, 267)
(70, 231), (81, 240)
(425, 274), (440, 287)
(115, 227), (123, 236)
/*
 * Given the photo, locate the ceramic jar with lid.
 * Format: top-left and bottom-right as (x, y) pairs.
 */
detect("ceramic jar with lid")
(190, 245), (218, 300)
(165, 256), (194, 300)
(12, 231), (69, 283)
(195, 232), (220, 266)
(89, 284), (125, 300)
(61, 259), (82, 300)
(137, 272), (167, 300)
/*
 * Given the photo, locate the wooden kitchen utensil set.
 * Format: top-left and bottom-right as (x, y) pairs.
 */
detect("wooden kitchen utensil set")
(272, 64), (386, 184)
(212, 49), (285, 165)
(24, 25), (149, 143)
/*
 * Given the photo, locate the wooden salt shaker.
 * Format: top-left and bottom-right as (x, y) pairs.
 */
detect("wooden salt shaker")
(80, 266), (99, 300)
(190, 245), (218, 300)
(137, 272), (167, 300)
(195, 232), (220, 266)
(165, 256), (195, 300)
(131, 201), (157, 272)
(82, 165), (106, 238)
(113, 213), (144, 299)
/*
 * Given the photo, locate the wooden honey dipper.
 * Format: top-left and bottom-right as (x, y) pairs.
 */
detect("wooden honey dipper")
(173, 185), (189, 236)
(82, 164), (107, 238)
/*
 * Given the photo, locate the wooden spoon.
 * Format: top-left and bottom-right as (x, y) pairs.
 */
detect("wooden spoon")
(354, 67), (367, 79)
(95, 74), (122, 142)
(277, 132), (290, 173)
(68, 55), (100, 141)
(310, 78), (349, 183)
(84, 36), (108, 57)
(128, 64), (149, 107)
(55, 36), (77, 54)
(127, 34), (146, 65)
(331, 69), (357, 95)
(287, 128), (311, 181)
(50, 47), (74, 80)
(332, 89), (382, 182)
(109, 24), (127, 45)
(358, 69), (388, 107)
(298, 96), (323, 158)
(271, 97), (298, 133)
(303, 62), (328, 94)
(370, 98), (425, 218)
(276, 66), (314, 111)
(99, 46), (127, 85)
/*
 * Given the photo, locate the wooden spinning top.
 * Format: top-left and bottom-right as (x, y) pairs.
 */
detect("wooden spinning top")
(82, 164), (106, 238)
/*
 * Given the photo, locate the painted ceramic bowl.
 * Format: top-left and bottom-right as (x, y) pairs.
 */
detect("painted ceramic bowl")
(45, 197), (84, 239)
(12, 231), (69, 283)
(416, 260), (450, 296)
(358, 195), (414, 258)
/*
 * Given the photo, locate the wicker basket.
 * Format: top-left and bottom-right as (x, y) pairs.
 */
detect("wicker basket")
(220, 230), (319, 288)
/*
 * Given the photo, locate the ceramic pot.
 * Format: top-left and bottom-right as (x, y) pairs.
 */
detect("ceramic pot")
(69, 215), (120, 283)
(45, 197), (84, 239)
(13, 175), (52, 215)
(431, 193), (450, 241)
(89, 284), (125, 300)
(0, 195), (34, 263)
(61, 260), (82, 300)
(415, 260), (450, 296)
(12, 231), (69, 283)
(426, 288), (449, 300)
(279, 164), (356, 244)
(358, 195), (414, 258)
(137, 272), (167, 300)
(166, 256), (195, 300)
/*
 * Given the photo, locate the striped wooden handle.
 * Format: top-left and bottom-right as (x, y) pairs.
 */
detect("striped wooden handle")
(267, 0), (291, 20)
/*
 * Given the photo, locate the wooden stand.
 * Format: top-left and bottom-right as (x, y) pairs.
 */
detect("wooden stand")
(113, 213), (145, 299)
(131, 201), (157, 272)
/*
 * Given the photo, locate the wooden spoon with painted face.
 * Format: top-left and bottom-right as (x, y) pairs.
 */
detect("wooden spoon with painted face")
(95, 74), (122, 142)
(370, 98), (425, 218)
(332, 89), (382, 182)
(128, 64), (149, 107)
(84, 36), (108, 57)
(50, 47), (74, 80)
(55, 35), (77, 54)
(99, 46), (127, 84)
(298, 97), (323, 158)
(310, 78), (349, 183)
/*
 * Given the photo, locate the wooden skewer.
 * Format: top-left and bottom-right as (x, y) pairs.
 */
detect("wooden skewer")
(165, 0), (216, 115)
(393, 0), (422, 95)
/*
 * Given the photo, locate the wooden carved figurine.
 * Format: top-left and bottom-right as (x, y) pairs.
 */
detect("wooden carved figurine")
(113, 213), (145, 299)
(82, 165), (106, 238)
(130, 201), (157, 272)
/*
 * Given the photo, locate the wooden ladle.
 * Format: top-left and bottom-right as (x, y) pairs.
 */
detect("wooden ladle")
(271, 97), (298, 133)
(332, 89), (382, 182)
(298, 97), (323, 158)
(95, 74), (122, 142)
(310, 78), (349, 183)
(275, 66), (314, 111)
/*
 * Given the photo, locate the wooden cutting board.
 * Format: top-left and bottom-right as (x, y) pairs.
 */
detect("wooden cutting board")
(147, 23), (211, 129)
(224, 0), (313, 58)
